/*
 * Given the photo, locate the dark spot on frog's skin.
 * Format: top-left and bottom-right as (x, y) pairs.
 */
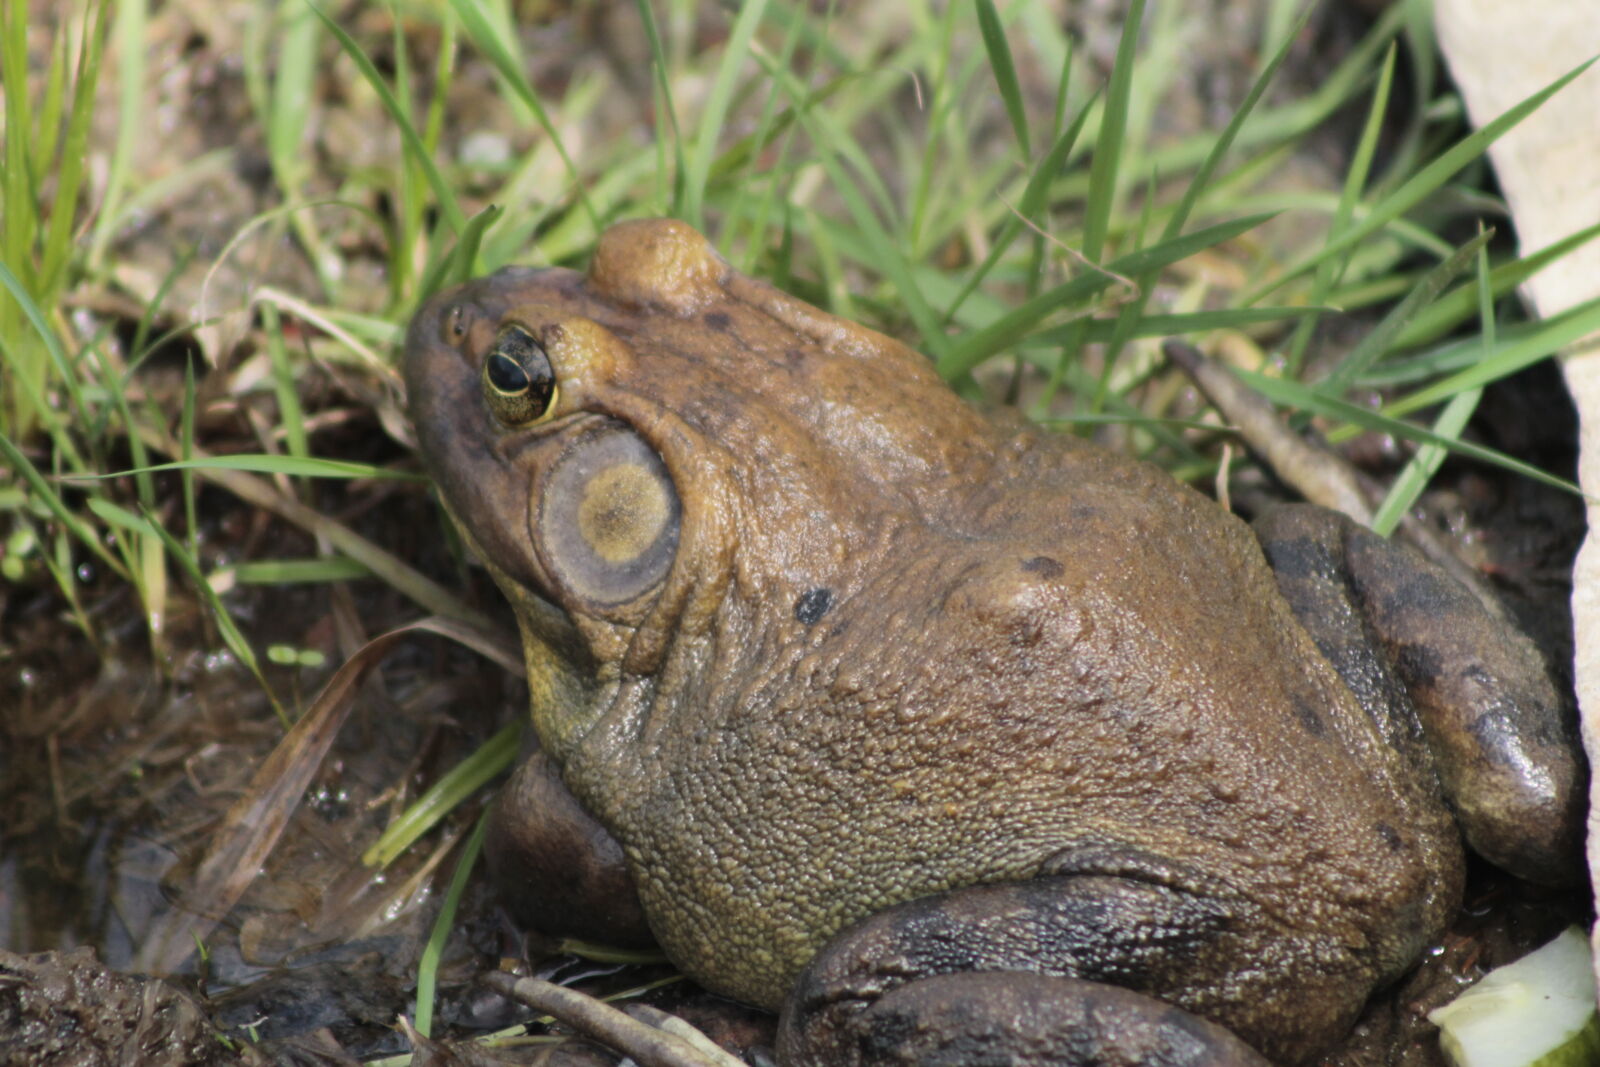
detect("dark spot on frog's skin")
(1292, 694), (1326, 737)
(704, 311), (732, 331)
(1021, 556), (1065, 580)
(795, 587), (835, 626)
(1375, 822), (1403, 851)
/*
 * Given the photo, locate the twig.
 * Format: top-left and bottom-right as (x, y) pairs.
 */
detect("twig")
(482, 972), (745, 1067)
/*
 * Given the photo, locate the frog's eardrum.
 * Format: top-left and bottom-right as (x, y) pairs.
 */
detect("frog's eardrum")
(536, 422), (681, 607)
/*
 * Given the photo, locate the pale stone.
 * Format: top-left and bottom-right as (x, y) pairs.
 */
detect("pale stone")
(1434, 0), (1600, 981)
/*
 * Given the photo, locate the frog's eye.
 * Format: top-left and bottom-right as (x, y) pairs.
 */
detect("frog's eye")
(539, 424), (680, 606)
(483, 324), (558, 426)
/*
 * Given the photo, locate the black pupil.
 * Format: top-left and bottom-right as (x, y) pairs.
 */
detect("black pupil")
(487, 351), (531, 393)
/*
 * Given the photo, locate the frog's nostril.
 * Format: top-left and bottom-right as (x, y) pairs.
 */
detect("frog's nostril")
(446, 304), (469, 341)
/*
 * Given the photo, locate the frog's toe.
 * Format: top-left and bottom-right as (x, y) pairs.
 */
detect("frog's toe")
(780, 971), (1270, 1067)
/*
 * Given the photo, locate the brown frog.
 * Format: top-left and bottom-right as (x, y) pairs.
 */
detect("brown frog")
(404, 218), (1584, 1065)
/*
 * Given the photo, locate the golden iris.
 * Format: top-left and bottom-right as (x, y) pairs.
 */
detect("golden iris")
(482, 324), (557, 426)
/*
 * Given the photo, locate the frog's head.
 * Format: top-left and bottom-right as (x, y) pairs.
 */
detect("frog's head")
(404, 219), (987, 761)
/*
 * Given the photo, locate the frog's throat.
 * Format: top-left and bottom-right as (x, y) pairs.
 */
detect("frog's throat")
(512, 611), (598, 759)
(480, 556), (599, 759)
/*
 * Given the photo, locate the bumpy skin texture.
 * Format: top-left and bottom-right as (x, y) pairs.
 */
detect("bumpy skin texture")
(404, 219), (1584, 1065)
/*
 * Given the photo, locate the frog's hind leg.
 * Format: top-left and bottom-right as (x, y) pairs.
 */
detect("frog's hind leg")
(1253, 502), (1585, 888)
(777, 871), (1345, 1066)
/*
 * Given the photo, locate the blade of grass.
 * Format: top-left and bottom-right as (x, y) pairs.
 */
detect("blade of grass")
(0, 432), (126, 580)
(939, 212), (1276, 378)
(85, 0), (143, 269)
(1165, 5), (1314, 244)
(1374, 222), (1505, 534)
(632, 0), (686, 213)
(131, 426), (491, 627)
(180, 360), (198, 555)
(1381, 292), (1600, 421)
(941, 90), (1096, 324)
(82, 455), (422, 481)
(86, 339), (157, 507)
(1028, 305), (1320, 346)
(1369, 308), (1592, 388)
(756, 54), (947, 361)
(1080, 0), (1144, 262)
(38, 0), (106, 298)
(18, 515), (98, 651)
(446, 0), (597, 231)
(1067, 0), (1145, 411)
(266, 3), (337, 294)
(1285, 40), (1396, 370)
(413, 809), (489, 1038)
(1245, 56), (1597, 304)
(89, 498), (284, 723)
(976, 0), (1029, 158)
(138, 508), (169, 659)
(906, 3), (960, 256)
(0, 0), (39, 436)
(311, 1), (466, 236)
(681, 0), (770, 228)
(420, 203), (503, 298)
(128, 246), (198, 367)
(1233, 367), (1584, 499)
(1072, 8), (1314, 407)
(213, 557), (373, 587)
(722, 11), (811, 260)
(1371, 385), (1481, 536)
(0, 261), (89, 464)
(261, 303), (310, 470)
(1317, 226), (1494, 395)
(1391, 220), (1600, 350)
(32, 10), (68, 179)
(363, 721), (520, 869)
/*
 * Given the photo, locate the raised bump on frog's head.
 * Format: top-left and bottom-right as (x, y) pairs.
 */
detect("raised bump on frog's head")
(588, 218), (726, 314)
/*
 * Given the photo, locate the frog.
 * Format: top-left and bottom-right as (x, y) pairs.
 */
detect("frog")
(403, 218), (1584, 1065)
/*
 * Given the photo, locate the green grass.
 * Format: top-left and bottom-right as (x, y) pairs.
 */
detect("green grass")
(3, 0), (1596, 1049)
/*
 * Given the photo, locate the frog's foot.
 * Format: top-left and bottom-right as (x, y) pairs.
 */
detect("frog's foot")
(777, 873), (1333, 1066)
(782, 972), (1268, 1067)
(1254, 503), (1585, 887)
